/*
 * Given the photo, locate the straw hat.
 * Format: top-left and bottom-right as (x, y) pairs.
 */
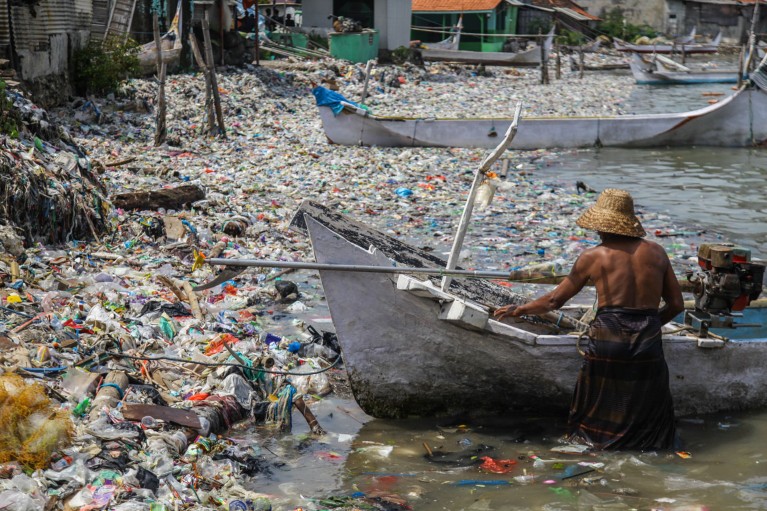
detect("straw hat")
(576, 189), (646, 238)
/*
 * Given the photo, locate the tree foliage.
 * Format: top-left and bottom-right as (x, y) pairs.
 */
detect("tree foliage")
(597, 7), (657, 42)
(73, 37), (140, 96)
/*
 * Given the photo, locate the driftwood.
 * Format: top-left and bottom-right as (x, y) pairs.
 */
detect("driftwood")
(112, 184), (205, 211)
(122, 403), (201, 428)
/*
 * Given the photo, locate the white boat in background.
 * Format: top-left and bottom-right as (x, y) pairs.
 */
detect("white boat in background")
(137, 5), (182, 76)
(313, 71), (767, 149)
(614, 31), (722, 54)
(629, 52), (742, 85)
(420, 28), (554, 66)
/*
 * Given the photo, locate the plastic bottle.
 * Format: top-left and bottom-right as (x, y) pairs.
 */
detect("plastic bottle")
(51, 455), (73, 471)
(475, 178), (497, 210)
(72, 397), (91, 417)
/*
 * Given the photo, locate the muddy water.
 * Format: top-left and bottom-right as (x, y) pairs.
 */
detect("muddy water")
(237, 397), (767, 510)
(237, 76), (767, 510)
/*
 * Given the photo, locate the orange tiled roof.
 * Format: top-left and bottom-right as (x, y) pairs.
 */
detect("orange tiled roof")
(412, 0), (504, 13)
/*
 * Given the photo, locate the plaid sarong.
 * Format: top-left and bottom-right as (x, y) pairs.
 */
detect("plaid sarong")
(567, 307), (676, 450)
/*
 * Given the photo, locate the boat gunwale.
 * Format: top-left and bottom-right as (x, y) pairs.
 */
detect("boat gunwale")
(335, 87), (748, 122)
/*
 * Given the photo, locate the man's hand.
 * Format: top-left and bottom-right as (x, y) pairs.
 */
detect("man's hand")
(494, 304), (521, 321)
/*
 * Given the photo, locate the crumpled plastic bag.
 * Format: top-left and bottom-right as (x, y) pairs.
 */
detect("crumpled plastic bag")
(219, 373), (257, 409)
(0, 490), (40, 511)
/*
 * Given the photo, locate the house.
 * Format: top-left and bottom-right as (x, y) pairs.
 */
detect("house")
(411, 0), (599, 51)
(667, 0), (767, 43)
(300, 0), (412, 51)
(411, 0), (516, 52)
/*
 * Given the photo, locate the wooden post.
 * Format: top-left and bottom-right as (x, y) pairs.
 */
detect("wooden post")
(180, 0), (192, 69)
(738, 44), (745, 88)
(540, 35), (549, 85)
(578, 46), (584, 79)
(744, 1), (761, 74)
(203, 9), (226, 138)
(189, 33), (215, 135)
(153, 13), (167, 146)
(219, 0), (225, 65)
(360, 59), (374, 103)
(254, 4), (260, 65)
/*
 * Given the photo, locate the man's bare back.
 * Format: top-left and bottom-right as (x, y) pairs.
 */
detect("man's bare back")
(494, 233), (684, 325)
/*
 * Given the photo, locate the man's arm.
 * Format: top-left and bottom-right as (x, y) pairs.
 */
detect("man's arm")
(494, 252), (593, 320)
(659, 258), (685, 325)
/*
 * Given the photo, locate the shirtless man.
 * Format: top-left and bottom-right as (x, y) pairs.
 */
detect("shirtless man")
(494, 188), (684, 450)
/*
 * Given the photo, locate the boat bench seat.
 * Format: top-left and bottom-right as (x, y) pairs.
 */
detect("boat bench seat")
(397, 274), (488, 330)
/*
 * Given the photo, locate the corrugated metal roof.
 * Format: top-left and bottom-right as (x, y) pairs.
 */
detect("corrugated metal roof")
(412, 0), (503, 13)
(0, 0), (10, 46)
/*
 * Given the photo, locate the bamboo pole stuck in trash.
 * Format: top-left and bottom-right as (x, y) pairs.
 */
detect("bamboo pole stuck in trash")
(202, 9), (226, 137)
(540, 35), (549, 85)
(153, 13), (167, 146)
(189, 33), (215, 135)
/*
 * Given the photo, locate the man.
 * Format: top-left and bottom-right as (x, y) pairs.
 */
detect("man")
(494, 189), (684, 450)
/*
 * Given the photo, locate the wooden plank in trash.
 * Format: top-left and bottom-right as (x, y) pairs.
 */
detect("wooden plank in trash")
(122, 404), (201, 428)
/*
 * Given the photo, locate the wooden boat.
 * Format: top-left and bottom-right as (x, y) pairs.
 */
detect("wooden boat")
(313, 75), (767, 149)
(290, 200), (767, 419)
(614, 32), (722, 54)
(138, 7), (182, 76)
(629, 52), (741, 85)
(421, 29), (553, 66)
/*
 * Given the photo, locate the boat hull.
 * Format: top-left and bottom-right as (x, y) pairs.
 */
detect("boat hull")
(421, 30), (553, 66)
(318, 87), (767, 149)
(614, 33), (721, 54)
(421, 45), (544, 66)
(629, 53), (739, 85)
(293, 201), (767, 419)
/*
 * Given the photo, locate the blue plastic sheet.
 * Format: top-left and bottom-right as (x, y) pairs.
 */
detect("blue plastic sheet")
(311, 86), (359, 116)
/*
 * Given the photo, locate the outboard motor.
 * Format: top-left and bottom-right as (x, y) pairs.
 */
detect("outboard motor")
(684, 243), (764, 337)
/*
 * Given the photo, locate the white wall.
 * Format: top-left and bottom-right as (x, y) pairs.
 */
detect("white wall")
(301, 0), (333, 32)
(375, 0), (411, 50)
